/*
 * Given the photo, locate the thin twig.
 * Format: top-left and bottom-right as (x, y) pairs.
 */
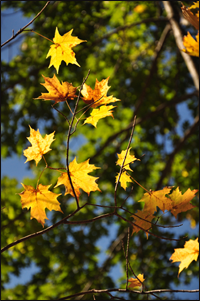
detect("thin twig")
(71, 95), (104, 136)
(65, 70), (90, 209)
(114, 116), (137, 208)
(1, 1), (51, 48)
(86, 203), (183, 228)
(57, 288), (199, 300)
(1, 203), (88, 253)
(51, 105), (70, 125)
(126, 227), (130, 288)
(115, 213), (185, 241)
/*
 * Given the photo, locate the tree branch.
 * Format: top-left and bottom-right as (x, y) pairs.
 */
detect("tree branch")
(1, 1), (51, 48)
(162, 1), (199, 91)
(57, 288), (199, 300)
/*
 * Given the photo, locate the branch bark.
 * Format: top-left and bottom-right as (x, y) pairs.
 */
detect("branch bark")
(162, 1), (199, 91)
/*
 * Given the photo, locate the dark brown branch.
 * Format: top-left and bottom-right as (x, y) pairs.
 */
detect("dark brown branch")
(1, 1), (51, 48)
(162, 1), (199, 91)
(63, 212), (115, 225)
(1, 203), (88, 253)
(115, 213), (184, 242)
(57, 288), (199, 300)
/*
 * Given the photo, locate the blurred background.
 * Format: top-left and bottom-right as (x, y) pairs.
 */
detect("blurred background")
(1, 1), (199, 300)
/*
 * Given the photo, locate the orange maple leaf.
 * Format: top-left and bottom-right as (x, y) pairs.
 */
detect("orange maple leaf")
(128, 274), (145, 289)
(35, 74), (77, 104)
(83, 105), (116, 127)
(81, 77), (120, 108)
(18, 183), (63, 227)
(170, 238), (199, 277)
(168, 187), (198, 218)
(116, 171), (133, 190)
(23, 126), (55, 166)
(46, 27), (86, 73)
(54, 157), (101, 201)
(131, 210), (155, 239)
(138, 187), (173, 214)
(116, 148), (140, 171)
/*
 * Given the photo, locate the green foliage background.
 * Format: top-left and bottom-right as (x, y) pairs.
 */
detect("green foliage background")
(1, 1), (199, 300)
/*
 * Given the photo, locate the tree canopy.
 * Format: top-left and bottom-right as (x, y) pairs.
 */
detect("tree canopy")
(1, 1), (199, 300)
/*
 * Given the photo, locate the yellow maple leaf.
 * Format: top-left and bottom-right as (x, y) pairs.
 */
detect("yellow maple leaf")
(46, 27), (86, 73)
(35, 74), (77, 104)
(81, 77), (120, 108)
(189, 2), (199, 10)
(168, 187), (198, 218)
(116, 171), (133, 190)
(182, 32), (199, 57)
(54, 157), (101, 201)
(131, 210), (155, 239)
(18, 183), (63, 227)
(138, 187), (173, 214)
(170, 238), (199, 277)
(116, 148), (140, 171)
(83, 105), (116, 127)
(128, 274), (145, 289)
(23, 126), (55, 166)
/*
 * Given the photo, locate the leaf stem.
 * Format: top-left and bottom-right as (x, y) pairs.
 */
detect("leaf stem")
(23, 29), (54, 43)
(129, 175), (150, 193)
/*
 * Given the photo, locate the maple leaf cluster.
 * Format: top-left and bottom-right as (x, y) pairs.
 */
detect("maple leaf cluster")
(35, 27), (121, 127)
(132, 187), (198, 239)
(17, 25), (199, 280)
(20, 126), (101, 227)
(181, 2), (199, 57)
